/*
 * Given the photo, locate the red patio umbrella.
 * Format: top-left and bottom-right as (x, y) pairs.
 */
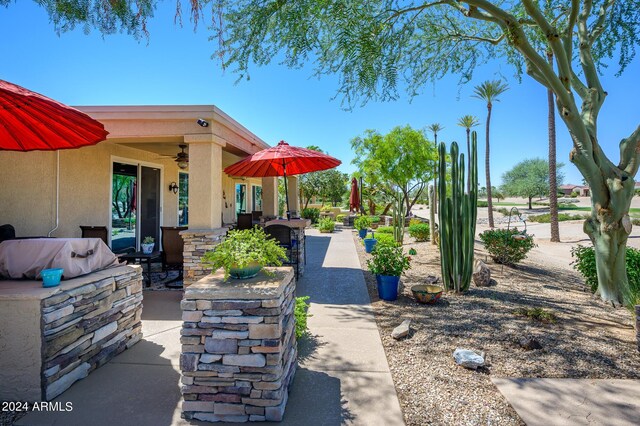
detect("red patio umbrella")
(349, 178), (360, 213)
(224, 141), (341, 219)
(0, 79), (109, 234)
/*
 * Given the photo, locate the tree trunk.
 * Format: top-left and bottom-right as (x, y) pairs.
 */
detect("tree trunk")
(485, 104), (494, 228)
(381, 202), (393, 216)
(466, 128), (471, 193)
(429, 185), (436, 245)
(547, 51), (560, 242)
(528, 196), (532, 210)
(582, 178), (634, 305)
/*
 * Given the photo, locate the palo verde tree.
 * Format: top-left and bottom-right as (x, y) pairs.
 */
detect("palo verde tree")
(501, 158), (565, 209)
(22, 2), (640, 304)
(351, 126), (437, 214)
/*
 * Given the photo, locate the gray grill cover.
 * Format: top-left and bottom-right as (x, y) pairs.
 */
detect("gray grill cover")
(0, 238), (121, 279)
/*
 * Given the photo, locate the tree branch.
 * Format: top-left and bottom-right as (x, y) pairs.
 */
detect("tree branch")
(618, 125), (640, 175)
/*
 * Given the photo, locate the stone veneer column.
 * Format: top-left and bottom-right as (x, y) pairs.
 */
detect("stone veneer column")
(181, 228), (228, 287)
(180, 267), (297, 422)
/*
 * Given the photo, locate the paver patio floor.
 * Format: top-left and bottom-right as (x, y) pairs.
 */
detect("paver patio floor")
(17, 228), (404, 426)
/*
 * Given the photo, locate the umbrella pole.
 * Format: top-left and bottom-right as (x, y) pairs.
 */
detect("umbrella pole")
(283, 161), (291, 220)
(47, 151), (60, 237)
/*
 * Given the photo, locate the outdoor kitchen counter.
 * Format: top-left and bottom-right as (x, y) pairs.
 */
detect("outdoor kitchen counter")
(0, 265), (144, 402)
(264, 218), (310, 276)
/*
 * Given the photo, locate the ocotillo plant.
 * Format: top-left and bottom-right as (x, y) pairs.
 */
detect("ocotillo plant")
(392, 192), (406, 245)
(437, 132), (478, 292)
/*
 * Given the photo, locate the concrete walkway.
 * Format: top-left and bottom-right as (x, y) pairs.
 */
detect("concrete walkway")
(18, 228), (404, 426)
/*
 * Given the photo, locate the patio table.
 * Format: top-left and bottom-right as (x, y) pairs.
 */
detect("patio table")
(0, 237), (119, 279)
(118, 251), (161, 287)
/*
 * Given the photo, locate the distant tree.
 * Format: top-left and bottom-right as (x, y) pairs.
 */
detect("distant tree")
(474, 80), (509, 229)
(501, 159), (565, 209)
(352, 126), (437, 214)
(299, 145), (325, 209)
(319, 169), (349, 206)
(457, 115), (480, 192)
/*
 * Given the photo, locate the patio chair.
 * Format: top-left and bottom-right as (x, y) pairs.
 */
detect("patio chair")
(80, 226), (108, 246)
(264, 224), (299, 279)
(0, 224), (15, 244)
(160, 226), (187, 288)
(236, 213), (254, 231)
(251, 210), (263, 222)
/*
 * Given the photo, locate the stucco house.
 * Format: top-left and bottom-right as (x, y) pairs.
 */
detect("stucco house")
(0, 105), (301, 284)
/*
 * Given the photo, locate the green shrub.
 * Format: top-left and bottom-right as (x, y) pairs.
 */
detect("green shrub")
(571, 244), (640, 307)
(317, 217), (335, 233)
(321, 206), (332, 212)
(408, 218), (423, 227)
(376, 226), (394, 234)
(374, 233), (399, 247)
(635, 189), (640, 197)
(529, 212), (587, 223)
(514, 307), (557, 323)
(632, 217), (640, 226)
(493, 207), (510, 216)
(369, 215), (381, 224)
(570, 191), (579, 198)
(477, 200), (488, 207)
(408, 223), (430, 242)
(478, 228), (536, 265)
(301, 208), (320, 224)
(294, 296), (311, 338)
(354, 215), (372, 230)
(336, 214), (346, 222)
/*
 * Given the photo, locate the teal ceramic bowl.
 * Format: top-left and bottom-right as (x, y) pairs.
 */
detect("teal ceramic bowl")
(41, 268), (64, 288)
(229, 262), (262, 279)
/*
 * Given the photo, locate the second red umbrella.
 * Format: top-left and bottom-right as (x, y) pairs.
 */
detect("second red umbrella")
(224, 141), (341, 219)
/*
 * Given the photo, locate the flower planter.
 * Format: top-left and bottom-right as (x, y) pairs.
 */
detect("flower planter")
(411, 284), (443, 304)
(358, 229), (368, 239)
(229, 261), (262, 279)
(364, 238), (377, 253)
(376, 274), (400, 301)
(141, 243), (154, 254)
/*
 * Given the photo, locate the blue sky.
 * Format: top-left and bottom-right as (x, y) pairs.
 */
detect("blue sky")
(1, 2), (639, 187)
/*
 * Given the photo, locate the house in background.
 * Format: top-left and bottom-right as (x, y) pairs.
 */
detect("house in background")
(0, 105), (300, 278)
(559, 184), (590, 197)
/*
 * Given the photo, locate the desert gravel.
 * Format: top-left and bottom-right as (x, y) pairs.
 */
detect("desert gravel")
(353, 231), (640, 426)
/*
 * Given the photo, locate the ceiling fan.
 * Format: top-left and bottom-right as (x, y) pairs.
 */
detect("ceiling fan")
(160, 144), (189, 169)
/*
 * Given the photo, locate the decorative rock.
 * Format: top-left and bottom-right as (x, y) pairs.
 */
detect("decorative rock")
(519, 336), (543, 350)
(453, 348), (485, 369)
(473, 260), (491, 287)
(391, 319), (411, 340)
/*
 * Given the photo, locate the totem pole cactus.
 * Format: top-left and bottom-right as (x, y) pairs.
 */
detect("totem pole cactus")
(429, 185), (436, 245)
(437, 132), (478, 292)
(392, 191), (406, 245)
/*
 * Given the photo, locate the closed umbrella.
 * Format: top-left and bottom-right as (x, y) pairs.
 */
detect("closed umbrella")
(0, 79), (109, 234)
(349, 178), (360, 213)
(224, 141), (341, 219)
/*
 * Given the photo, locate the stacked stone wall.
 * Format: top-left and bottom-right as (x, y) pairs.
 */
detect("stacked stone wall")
(41, 267), (143, 400)
(180, 268), (296, 422)
(181, 228), (226, 287)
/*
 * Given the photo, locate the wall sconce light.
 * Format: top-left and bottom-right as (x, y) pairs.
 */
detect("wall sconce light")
(197, 118), (209, 127)
(169, 182), (179, 194)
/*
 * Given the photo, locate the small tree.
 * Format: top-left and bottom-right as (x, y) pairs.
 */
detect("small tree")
(501, 159), (565, 209)
(351, 126), (437, 214)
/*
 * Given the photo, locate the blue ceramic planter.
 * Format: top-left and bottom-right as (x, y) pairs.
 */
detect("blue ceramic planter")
(376, 274), (400, 301)
(41, 268), (63, 288)
(229, 262), (262, 279)
(358, 229), (368, 239)
(364, 238), (377, 253)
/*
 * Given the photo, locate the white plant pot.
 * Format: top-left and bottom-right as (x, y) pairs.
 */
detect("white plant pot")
(141, 243), (154, 254)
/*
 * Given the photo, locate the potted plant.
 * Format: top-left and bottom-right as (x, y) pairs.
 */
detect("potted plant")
(354, 215), (372, 239)
(367, 245), (411, 301)
(141, 236), (155, 254)
(363, 231), (377, 253)
(202, 227), (287, 280)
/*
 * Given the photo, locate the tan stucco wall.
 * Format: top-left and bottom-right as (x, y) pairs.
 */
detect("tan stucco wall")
(0, 299), (42, 401)
(0, 142), (179, 238)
